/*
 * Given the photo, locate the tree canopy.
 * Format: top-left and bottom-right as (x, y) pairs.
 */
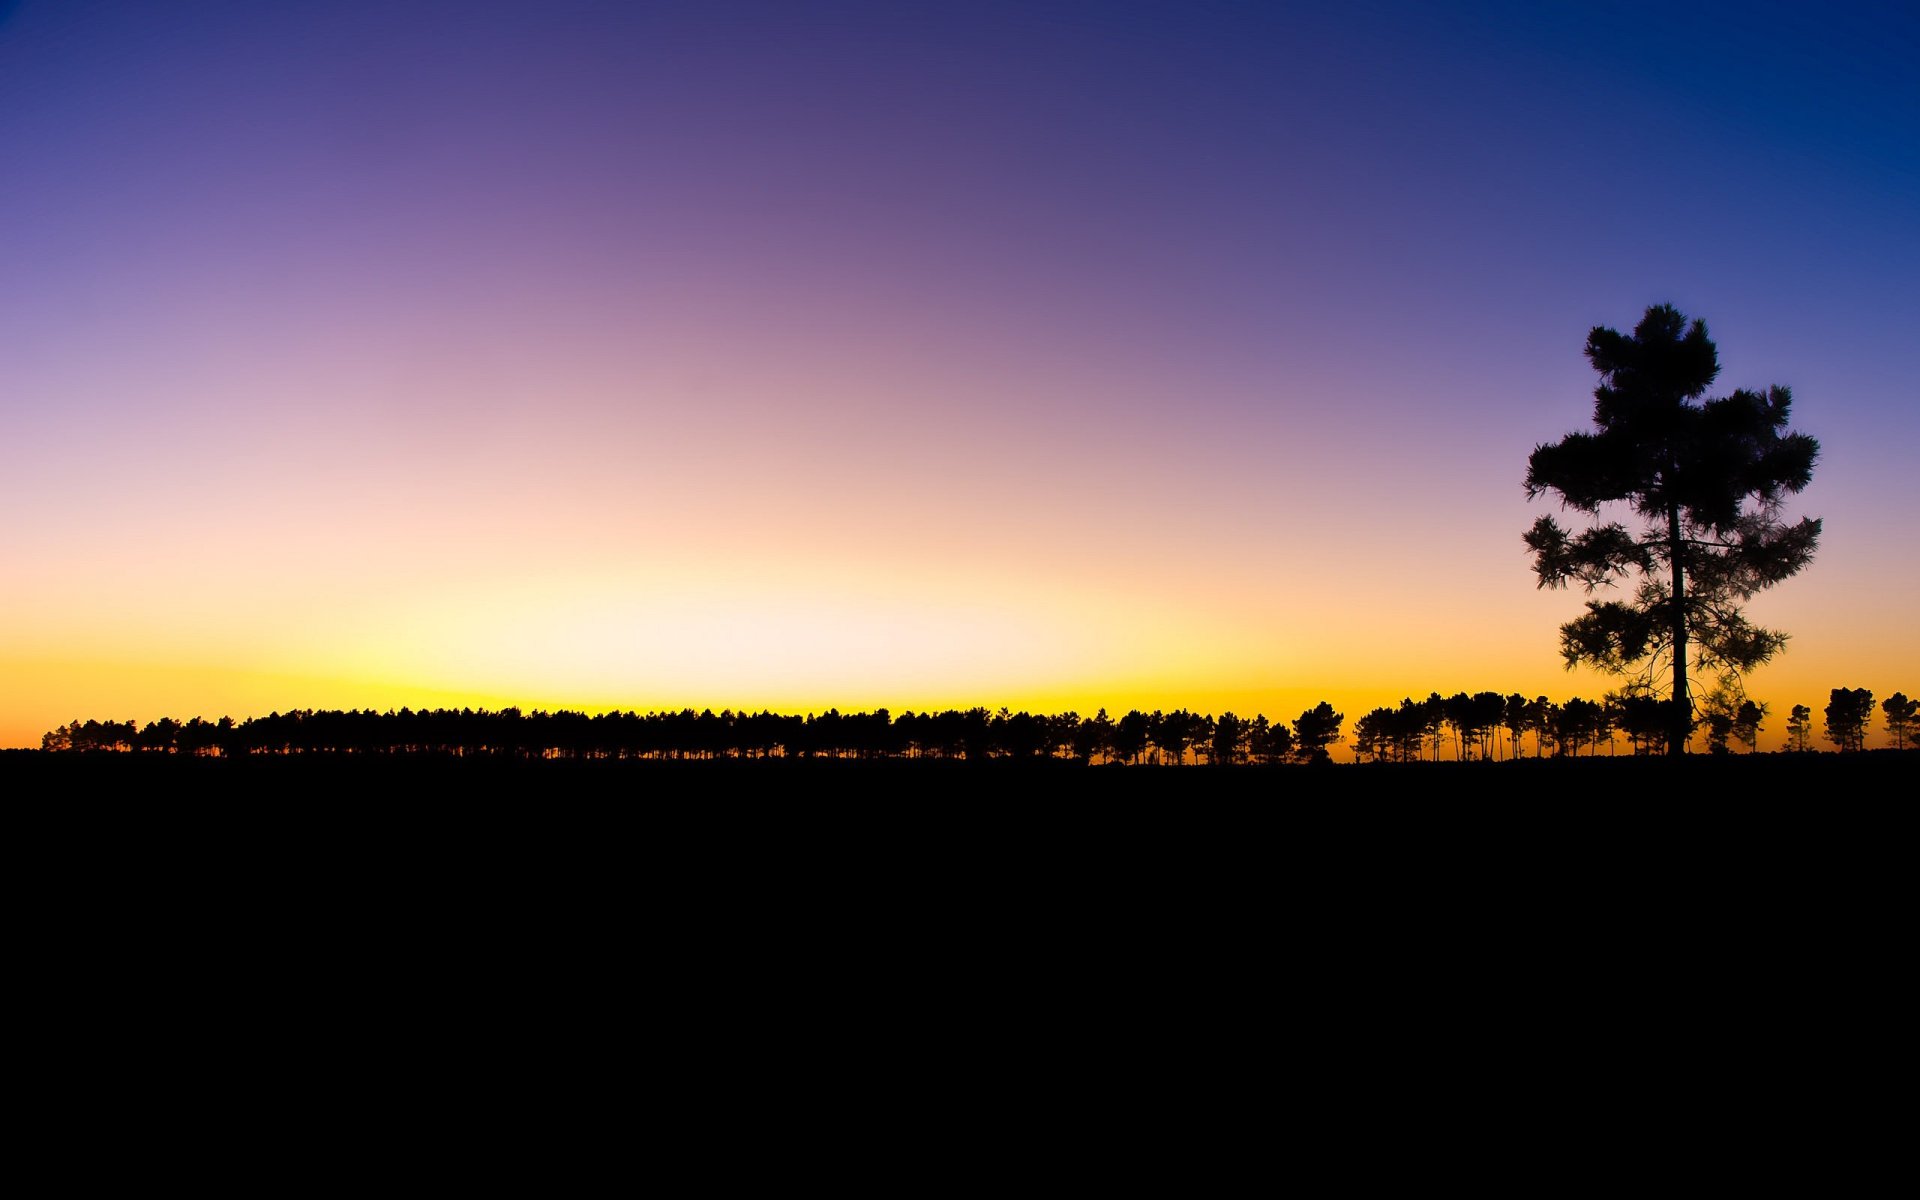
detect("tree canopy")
(1883, 693), (1918, 752)
(1525, 304), (1821, 755)
(1824, 688), (1874, 753)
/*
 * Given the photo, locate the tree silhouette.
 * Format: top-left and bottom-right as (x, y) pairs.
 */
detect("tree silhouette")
(1071, 709), (1114, 764)
(1785, 704), (1813, 752)
(1617, 692), (1688, 755)
(1555, 696), (1608, 756)
(1249, 716), (1293, 764)
(1701, 688), (1765, 755)
(1211, 712), (1248, 765)
(1291, 702), (1344, 765)
(1113, 710), (1150, 765)
(1351, 709), (1388, 763)
(1824, 688), (1874, 752)
(1156, 709), (1202, 765)
(1883, 693), (1917, 752)
(1525, 304), (1821, 756)
(1703, 701), (1735, 756)
(1732, 699), (1766, 753)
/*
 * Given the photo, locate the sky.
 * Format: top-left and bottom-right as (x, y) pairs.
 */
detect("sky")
(3, 0), (1916, 751)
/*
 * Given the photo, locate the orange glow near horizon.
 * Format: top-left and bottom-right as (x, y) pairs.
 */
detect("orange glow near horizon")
(8, 549), (1912, 753)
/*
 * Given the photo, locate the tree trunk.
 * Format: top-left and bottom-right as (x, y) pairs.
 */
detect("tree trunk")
(1668, 501), (1689, 756)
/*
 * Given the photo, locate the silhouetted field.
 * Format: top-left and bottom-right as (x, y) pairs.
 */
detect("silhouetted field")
(14, 746), (1911, 908)
(11, 749), (1907, 1027)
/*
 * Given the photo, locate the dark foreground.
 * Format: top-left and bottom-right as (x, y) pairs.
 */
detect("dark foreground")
(10, 747), (1909, 1117)
(10, 750), (1911, 882)
(12, 748), (1910, 995)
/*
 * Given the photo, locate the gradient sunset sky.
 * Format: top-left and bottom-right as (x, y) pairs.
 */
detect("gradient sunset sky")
(4, 1), (1915, 750)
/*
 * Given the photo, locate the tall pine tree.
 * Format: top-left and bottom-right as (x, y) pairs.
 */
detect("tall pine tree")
(1525, 305), (1820, 756)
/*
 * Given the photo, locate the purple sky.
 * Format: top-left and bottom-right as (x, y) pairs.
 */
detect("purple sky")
(2, 1), (1915, 747)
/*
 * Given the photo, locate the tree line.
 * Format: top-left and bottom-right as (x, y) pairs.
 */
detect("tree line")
(38, 689), (1914, 761)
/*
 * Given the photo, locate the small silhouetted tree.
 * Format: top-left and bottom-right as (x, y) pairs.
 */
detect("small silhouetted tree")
(1045, 712), (1081, 761)
(1442, 692), (1503, 761)
(1701, 688), (1759, 756)
(1882, 693), (1917, 752)
(1704, 709), (1734, 755)
(1525, 304), (1821, 756)
(1153, 709), (1199, 765)
(1291, 702), (1344, 765)
(1732, 699), (1766, 753)
(1784, 704), (1812, 752)
(1189, 711), (1220, 765)
(1441, 693), (1471, 760)
(1501, 694), (1528, 759)
(1211, 712), (1247, 765)
(1614, 692), (1684, 756)
(1249, 717), (1293, 764)
(1112, 710), (1150, 765)
(1512, 698), (1543, 752)
(1824, 688), (1874, 752)
(1073, 709), (1114, 763)
(1414, 692), (1445, 760)
(1557, 697), (1609, 756)
(1351, 708), (1385, 762)
(1468, 691), (1506, 760)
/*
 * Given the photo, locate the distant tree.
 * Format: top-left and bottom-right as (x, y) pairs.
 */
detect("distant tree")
(1291, 702), (1344, 765)
(1211, 712), (1248, 765)
(1541, 701), (1569, 756)
(1824, 688), (1874, 752)
(1249, 716), (1292, 765)
(1352, 708), (1392, 763)
(1369, 701), (1410, 762)
(134, 717), (180, 753)
(1882, 693), (1917, 752)
(1000, 710), (1047, 759)
(1525, 304), (1821, 756)
(1143, 710), (1169, 764)
(1153, 709), (1199, 765)
(1704, 709), (1734, 755)
(1188, 711), (1220, 765)
(1524, 696), (1554, 757)
(1468, 691), (1506, 759)
(1785, 704), (1813, 752)
(958, 707), (992, 760)
(1044, 712), (1080, 761)
(1416, 693), (1446, 760)
(1442, 693), (1475, 761)
(1557, 697), (1606, 756)
(1595, 695), (1621, 755)
(1700, 688), (1753, 755)
(1072, 709), (1114, 764)
(1393, 697), (1436, 762)
(1112, 710), (1150, 765)
(1732, 699), (1766, 753)
(1502, 694), (1530, 759)
(1613, 693), (1684, 756)
(1437, 691), (1505, 760)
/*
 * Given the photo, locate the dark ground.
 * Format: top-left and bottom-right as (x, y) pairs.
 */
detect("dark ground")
(9, 750), (1909, 889)
(9, 748), (1908, 1128)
